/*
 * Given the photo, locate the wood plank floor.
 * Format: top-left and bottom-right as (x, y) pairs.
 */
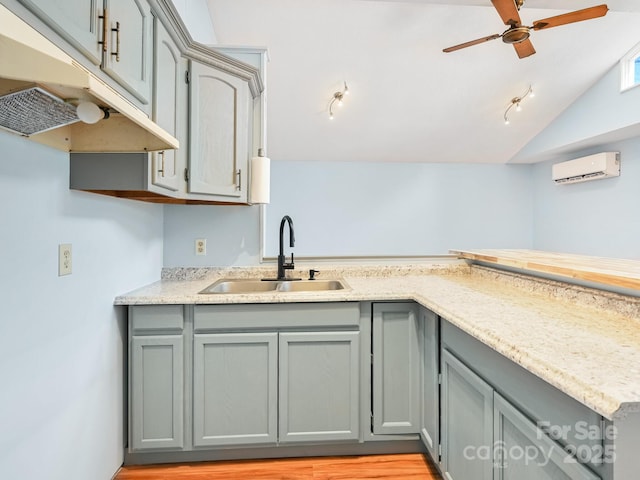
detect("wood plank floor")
(114, 453), (442, 479)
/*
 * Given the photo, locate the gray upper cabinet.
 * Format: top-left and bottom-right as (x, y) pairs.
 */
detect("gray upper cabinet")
(187, 60), (250, 202)
(101, 0), (153, 104)
(17, 0), (102, 64)
(17, 0), (153, 106)
(372, 302), (421, 435)
(193, 332), (278, 447)
(279, 331), (360, 443)
(151, 16), (186, 192)
(420, 307), (440, 460)
(441, 348), (494, 480)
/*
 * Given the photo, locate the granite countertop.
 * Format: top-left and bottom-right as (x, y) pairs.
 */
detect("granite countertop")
(115, 262), (640, 421)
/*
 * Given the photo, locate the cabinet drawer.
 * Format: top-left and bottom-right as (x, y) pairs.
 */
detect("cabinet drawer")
(130, 305), (184, 332)
(194, 303), (360, 331)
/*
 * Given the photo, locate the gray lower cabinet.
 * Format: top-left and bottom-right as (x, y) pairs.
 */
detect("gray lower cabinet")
(420, 307), (440, 460)
(372, 302), (421, 435)
(129, 305), (185, 451)
(441, 348), (494, 480)
(494, 393), (600, 480)
(193, 332), (278, 447)
(191, 303), (361, 448)
(441, 343), (603, 480)
(279, 331), (360, 443)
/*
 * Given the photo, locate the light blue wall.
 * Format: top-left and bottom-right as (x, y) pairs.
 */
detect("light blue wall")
(522, 51), (640, 259)
(265, 161), (534, 257)
(163, 204), (261, 266)
(163, 161), (534, 264)
(513, 58), (640, 163)
(531, 136), (640, 260)
(0, 132), (164, 480)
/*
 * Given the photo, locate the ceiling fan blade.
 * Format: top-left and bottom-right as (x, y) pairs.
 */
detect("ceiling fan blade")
(443, 33), (501, 53)
(491, 0), (522, 26)
(532, 4), (608, 31)
(513, 39), (536, 58)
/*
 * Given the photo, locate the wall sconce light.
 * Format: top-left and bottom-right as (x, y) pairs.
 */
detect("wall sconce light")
(504, 85), (533, 125)
(329, 81), (349, 120)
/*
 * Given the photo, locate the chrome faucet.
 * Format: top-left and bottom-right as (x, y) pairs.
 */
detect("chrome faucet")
(277, 215), (297, 280)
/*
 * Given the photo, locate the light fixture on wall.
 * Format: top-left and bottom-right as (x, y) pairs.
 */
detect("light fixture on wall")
(503, 85), (534, 125)
(328, 81), (349, 120)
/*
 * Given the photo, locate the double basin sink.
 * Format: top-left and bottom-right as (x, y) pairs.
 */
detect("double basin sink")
(200, 278), (348, 294)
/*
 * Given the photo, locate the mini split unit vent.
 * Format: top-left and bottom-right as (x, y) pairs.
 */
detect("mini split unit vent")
(552, 152), (620, 185)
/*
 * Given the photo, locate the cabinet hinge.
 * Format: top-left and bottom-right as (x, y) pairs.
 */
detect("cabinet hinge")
(438, 373), (442, 385)
(184, 168), (189, 182)
(438, 444), (442, 458)
(185, 70), (190, 84)
(370, 353), (374, 365)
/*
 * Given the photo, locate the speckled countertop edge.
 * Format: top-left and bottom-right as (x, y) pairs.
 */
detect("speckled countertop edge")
(115, 262), (640, 421)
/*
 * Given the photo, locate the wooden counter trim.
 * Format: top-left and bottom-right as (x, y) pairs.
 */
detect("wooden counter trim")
(451, 249), (640, 291)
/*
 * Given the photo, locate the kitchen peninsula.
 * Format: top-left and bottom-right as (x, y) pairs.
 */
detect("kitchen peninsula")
(116, 250), (640, 480)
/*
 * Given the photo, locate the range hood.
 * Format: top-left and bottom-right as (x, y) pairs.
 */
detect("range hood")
(0, 4), (178, 152)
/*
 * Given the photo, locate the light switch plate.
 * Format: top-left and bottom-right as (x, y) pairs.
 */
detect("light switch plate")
(59, 243), (72, 276)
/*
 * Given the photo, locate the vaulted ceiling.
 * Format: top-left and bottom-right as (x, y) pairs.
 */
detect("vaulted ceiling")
(207, 0), (640, 163)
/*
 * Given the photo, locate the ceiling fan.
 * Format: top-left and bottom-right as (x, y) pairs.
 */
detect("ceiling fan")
(442, 0), (608, 59)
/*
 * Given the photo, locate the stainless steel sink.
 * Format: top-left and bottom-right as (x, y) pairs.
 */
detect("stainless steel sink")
(199, 278), (348, 294)
(276, 280), (346, 292)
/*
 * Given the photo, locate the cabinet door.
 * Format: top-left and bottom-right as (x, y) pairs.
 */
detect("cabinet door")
(102, 0), (152, 104)
(494, 393), (600, 480)
(279, 331), (360, 443)
(188, 60), (249, 200)
(372, 302), (421, 434)
(421, 307), (440, 459)
(151, 18), (186, 192)
(130, 335), (184, 450)
(18, 0), (102, 64)
(441, 349), (493, 480)
(193, 333), (278, 447)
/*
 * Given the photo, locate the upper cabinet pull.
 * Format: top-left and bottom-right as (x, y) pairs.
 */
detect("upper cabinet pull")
(236, 169), (242, 191)
(157, 151), (165, 175)
(98, 9), (108, 53)
(112, 21), (121, 62)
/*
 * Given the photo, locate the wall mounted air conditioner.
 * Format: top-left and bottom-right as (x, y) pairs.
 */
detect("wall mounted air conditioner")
(552, 152), (620, 184)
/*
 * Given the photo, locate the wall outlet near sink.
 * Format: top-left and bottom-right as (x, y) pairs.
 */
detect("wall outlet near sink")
(195, 239), (207, 256)
(58, 243), (72, 276)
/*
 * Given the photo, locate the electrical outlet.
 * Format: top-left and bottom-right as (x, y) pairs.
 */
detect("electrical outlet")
(59, 243), (72, 276)
(195, 238), (207, 256)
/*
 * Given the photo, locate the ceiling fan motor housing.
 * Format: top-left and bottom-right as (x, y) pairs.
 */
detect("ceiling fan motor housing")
(502, 26), (530, 44)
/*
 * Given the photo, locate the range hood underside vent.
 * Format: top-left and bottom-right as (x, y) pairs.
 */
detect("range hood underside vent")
(0, 86), (79, 135)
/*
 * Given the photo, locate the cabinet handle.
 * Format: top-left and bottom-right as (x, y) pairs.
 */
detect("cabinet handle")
(236, 169), (242, 191)
(157, 151), (165, 175)
(98, 9), (108, 53)
(111, 21), (121, 62)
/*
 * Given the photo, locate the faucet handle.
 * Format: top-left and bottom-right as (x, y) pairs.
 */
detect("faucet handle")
(283, 252), (295, 270)
(309, 269), (320, 280)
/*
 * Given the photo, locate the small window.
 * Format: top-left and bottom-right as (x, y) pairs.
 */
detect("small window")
(620, 42), (640, 91)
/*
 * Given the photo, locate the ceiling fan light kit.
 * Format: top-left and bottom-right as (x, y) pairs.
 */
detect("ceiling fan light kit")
(442, 1), (609, 59)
